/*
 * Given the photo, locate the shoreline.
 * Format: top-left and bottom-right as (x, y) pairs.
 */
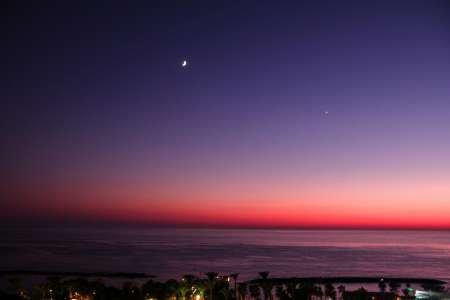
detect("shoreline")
(249, 277), (447, 285)
(0, 272), (446, 285)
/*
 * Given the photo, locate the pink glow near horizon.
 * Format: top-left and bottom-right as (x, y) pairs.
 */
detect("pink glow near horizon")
(4, 170), (450, 228)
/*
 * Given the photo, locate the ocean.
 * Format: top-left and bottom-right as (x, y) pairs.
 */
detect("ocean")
(2, 228), (450, 282)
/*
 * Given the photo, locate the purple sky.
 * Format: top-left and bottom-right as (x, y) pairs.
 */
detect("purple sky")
(2, 1), (450, 228)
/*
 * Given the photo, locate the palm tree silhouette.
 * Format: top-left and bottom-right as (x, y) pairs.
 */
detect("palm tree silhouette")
(166, 279), (180, 300)
(258, 272), (273, 300)
(249, 283), (262, 300)
(325, 283), (337, 300)
(295, 282), (320, 300)
(218, 279), (231, 300)
(238, 283), (248, 300)
(231, 273), (240, 300)
(205, 272), (219, 300)
(178, 283), (191, 300)
(337, 285), (345, 300)
(313, 285), (323, 300)
(194, 280), (207, 300)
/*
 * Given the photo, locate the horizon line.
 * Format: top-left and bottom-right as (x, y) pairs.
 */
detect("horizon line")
(4, 220), (450, 231)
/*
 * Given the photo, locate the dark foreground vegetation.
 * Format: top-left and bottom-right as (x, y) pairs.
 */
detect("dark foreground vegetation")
(0, 271), (448, 300)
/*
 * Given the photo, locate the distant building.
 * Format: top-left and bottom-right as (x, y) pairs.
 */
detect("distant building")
(415, 290), (450, 300)
(343, 289), (450, 300)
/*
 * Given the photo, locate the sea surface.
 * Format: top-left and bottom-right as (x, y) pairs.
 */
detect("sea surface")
(2, 228), (450, 282)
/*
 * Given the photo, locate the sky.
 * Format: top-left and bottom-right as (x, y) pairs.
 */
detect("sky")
(2, 1), (450, 229)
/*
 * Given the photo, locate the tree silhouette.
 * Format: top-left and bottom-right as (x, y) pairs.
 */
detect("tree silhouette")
(312, 285), (323, 300)
(258, 272), (273, 300)
(178, 282), (191, 300)
(7, 278), (28, 300)
(205, 272), (219, 300)
(337, 285), (345, 300)
(142, 279), (166, 300)
(217, 279), (231, 300)
(249, 283), (261, 300)
(122, 281), (141, 300)
(165, 279), (180, 300)
(388, 281), (400, 294)
(325, 283), (336, 300)
(231, 273), (240, 300)
(238, 283), (248, 300)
